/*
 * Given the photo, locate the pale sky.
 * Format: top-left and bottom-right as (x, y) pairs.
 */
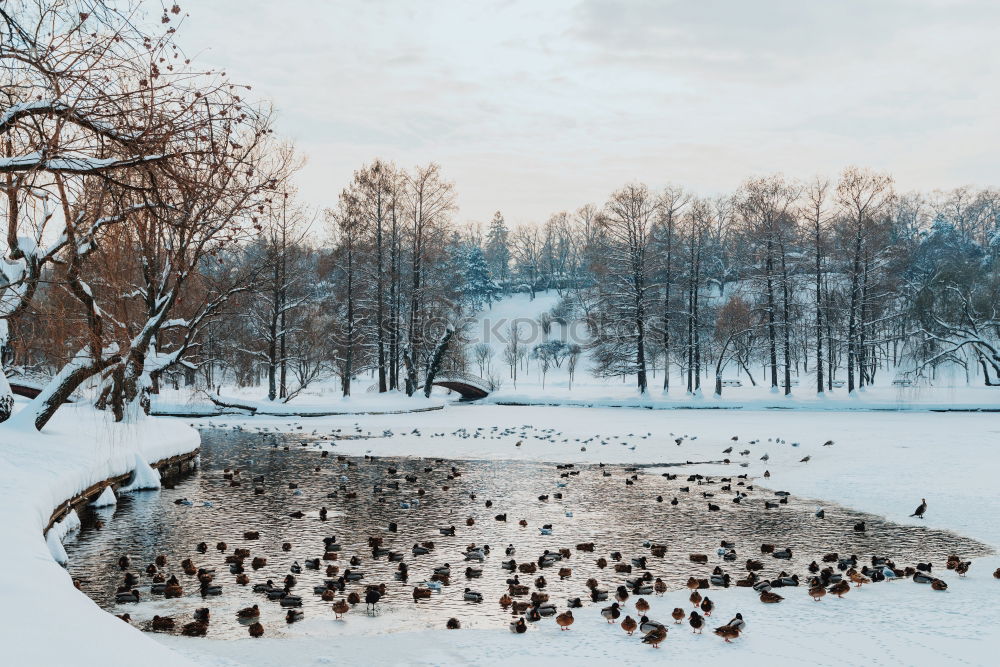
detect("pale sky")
(179, 0), (1000, 226)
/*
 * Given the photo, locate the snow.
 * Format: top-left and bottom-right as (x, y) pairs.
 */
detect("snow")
(152, 403), (1000, 666)
(118, 451), (162, 492)
(151, 388), (444, 417)
(90, 485), (117, 507)
(45, 509), (80, 565)
(3, 316), (1000, 666)
(0, 399), (200, 666)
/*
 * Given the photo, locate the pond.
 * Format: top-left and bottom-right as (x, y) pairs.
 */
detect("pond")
(64, 427), (989, 638)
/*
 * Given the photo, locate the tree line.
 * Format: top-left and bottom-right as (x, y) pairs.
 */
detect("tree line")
(2, 1), (998, 432)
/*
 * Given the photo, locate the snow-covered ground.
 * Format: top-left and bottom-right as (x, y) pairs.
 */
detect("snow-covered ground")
(4, 347), (999, 667)
(0, 399), (201, 667)
(150, 404), (1000, 666)
(151, 387), (443, 416)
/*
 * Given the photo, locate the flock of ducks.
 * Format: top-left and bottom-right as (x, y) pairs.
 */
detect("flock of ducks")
(98, 421), (988, 648)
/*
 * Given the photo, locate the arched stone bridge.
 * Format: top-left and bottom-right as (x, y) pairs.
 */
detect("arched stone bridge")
(432, 371), (492, 399)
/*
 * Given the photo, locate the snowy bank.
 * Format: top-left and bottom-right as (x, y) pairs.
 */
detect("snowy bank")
(0, 400), (200, 667)
(151, 388), (444, 417)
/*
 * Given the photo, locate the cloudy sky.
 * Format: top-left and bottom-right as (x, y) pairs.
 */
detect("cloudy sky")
(179, 0), (1000, 226)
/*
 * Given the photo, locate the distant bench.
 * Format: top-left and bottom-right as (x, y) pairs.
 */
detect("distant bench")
(892, 379), (913, 387)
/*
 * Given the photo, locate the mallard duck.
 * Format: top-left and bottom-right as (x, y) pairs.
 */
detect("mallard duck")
(849, 571), (870, 587)
(447, 617), (461, 629)
(654, 578), (667, 595)
(510, 617), (527, 633)
(759, 590), (783, 603)
(955, 561), (971, 576)
(151, 615), (174, 631)
(558, 567), (572, 580)
(248, 622), (263, 638)
(689, 610), (704, 633)
(689, 590), (702, 608)
(196, 542), (208, 554)
(809, 584), (827, 601)
(412, 587), (432, 601)
(635, 597), (650, 614)
(286, 609), (304, 623)
(193, 608), (210, 622)
(642, 625), (668, 648)
(332, 599), (350, 618)
(715, 624), (740, 642)
(556, 610), (575, 630)
(601, 602), (621, 623)
(620, 615), (637, 635)
(931, 578), (948, 590)
(115, 589), (140, 604)
(828, 580), (850, 597)
(913, 571), (934, 584)
(700, 597), (714, 616)
(181, 621), (208, 636)
(463, 588), (483, 602)
(347, 591), (361, 605)
(596, 557), (608, 569)
(236, 604), (260, 619)
(671, 607), (685, 624)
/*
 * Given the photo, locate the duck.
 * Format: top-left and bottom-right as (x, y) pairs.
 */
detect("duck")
(913, 571), (934, 584)
(412, 587), (432, 601)
(689, 611), (704, 633)
(601, 602), (621, 623)
(635, 597), (650, 614)
(510, 618), (528, 633)
(332, 599), (350, 618)
(759, 590), (784, 603)
(642, 625), (668, 648)
(620, 615), (638, 635)
(115, 589), (140, 604)
(181, 621), (208, 636)
(248, 622), (264, 638)
(828, 580), (850, 597)
(700, 597), (714, 616)
(151, 615), (174, 631)
(689, 590), (702, 608)
(556, 610), (575, 630)
(672, 607), (685, 624)
(236, 604), (260, 619)
(809, 584), (827, 601)
(654, 578), (667, 595)
(714, 624), (740, 642)
(286, 609), (304, 623)
(463, 588), (483, 602)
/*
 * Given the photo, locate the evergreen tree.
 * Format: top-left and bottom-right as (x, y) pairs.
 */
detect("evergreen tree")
(485, 211), (511, 293)
(465, 246), (499, 309)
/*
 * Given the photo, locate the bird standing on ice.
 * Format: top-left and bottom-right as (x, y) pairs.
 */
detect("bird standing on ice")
(911, 498), (927, 518)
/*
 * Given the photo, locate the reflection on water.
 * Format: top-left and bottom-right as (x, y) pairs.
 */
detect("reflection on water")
(65, 429), (989, 639)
